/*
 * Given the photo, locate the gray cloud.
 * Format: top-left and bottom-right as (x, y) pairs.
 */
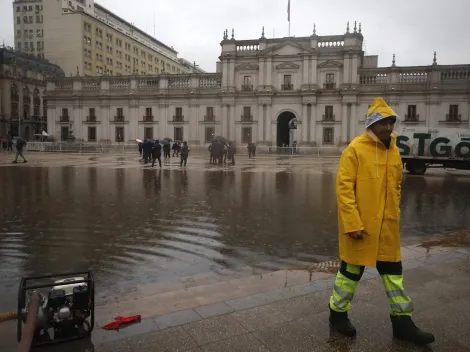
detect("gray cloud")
(1, 0), (469, 71)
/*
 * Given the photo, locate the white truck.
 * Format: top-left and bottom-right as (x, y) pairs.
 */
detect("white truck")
(396, 127), (470, 175)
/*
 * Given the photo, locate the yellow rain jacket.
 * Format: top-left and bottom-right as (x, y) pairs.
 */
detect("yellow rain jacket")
(337, 98), (403, 267)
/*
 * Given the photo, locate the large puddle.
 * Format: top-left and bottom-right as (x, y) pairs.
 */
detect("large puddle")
(1, 167), (470, 311)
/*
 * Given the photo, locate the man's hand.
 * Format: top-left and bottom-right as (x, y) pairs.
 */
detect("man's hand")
(348, 230), (364, 240)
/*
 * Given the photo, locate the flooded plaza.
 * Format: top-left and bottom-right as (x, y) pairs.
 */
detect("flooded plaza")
(1, 153), (470, 313)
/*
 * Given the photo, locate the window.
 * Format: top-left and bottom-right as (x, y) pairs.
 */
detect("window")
(174, 127), (183, 141)
(36, 15), (42, 23)
(144, 127), (153, 139)
(448, 105), (460, 121)
(61, 108), (69, 120)
(324, 106), (334, 120)
(282, 75), (292, 90)
(16, 6), (20, 12)
(61, 127), (69, 141)
(88, 127), (96, 141)
(323, 127), (334, 145)
(29, 16), (33, 23)
(37, 29), (43, 37)
(242, 127), (252, 143)
(242, 107), (251, 121)
(18, 42), (22, 50)
(115, 127), (124, 142)
(141, 51), (146, 59)
(37, 41), (42, 50)
(206, 107), (214, 121)
(145, 107), (152, 120)
(88, 108), (96, 121)
(175, 107), (183, 121)
(96, 28), (103, 38)
(325, 73), (335, 89)
(95, 41), (102, 50)
(406, 105), (417, 120)
(16, 30), (21, 38)
(17, 16), (20, 24)
(23, 16), (28, 23)
(116, 39), (122, 47)
(205, 127), (215, 142)
(84, 36), (91, 45)
(242, 76), (252, 90)
(28, 5), (32, 11)
(106, 33), (112, 42)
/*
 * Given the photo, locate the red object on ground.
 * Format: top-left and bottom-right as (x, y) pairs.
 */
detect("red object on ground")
(102, 315), (141, 330)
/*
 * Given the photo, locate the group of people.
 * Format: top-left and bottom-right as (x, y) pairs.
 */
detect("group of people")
(208, 140), (236, 165)
(138, 139), (189, 167)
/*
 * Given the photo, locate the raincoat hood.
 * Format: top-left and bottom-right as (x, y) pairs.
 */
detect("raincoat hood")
(365, 97), (399, 129)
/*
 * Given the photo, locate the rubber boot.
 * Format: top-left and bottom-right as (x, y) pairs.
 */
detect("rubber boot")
(390, 315), (435, 345)
(329, 308), (356, 337)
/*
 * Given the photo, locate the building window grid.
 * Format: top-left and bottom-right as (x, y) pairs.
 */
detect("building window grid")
(323, 127), (334, 145)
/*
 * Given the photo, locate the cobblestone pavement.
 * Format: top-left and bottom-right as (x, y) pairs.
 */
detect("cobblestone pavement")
(1, 243), (469, 351)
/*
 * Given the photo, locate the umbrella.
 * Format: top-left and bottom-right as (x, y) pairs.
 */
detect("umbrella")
(157, 139), (170, 145)
(211, 136), (229, 144)
(163, 137), (173, 142)
(136, 139), (143, 143)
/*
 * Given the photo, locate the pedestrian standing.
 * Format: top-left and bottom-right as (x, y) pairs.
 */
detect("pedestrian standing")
(172, 142), (177, 157)
(328, 97), (434, 345)
(151, 142), (162, 168)
(7, 135), (13, 152)
(163, 143), (171, 159)
(12, 137), (27, 164)
(180, 141), (189, 167)
(227, 142), (235, 165)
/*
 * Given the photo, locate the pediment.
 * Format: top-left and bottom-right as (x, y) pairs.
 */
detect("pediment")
(261, 40), (311, 56)
(318, 60), (343, 68)
(235, 63), (259, 71)
(276, 61), (300, 70)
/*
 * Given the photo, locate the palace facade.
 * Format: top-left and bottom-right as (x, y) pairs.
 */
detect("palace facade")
(44, 24), (470, 146)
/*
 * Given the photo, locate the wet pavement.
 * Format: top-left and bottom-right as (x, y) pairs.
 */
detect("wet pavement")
(1, 152), (470, 315)
(1, 241), (469, 351)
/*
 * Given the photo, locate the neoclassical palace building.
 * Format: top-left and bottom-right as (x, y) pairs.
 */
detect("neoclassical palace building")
(44, 24), (470, 146)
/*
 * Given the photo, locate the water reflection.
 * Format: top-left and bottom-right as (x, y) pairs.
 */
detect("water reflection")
(1, 167), (470, 311)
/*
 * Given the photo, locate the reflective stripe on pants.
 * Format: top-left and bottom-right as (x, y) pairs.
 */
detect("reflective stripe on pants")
(329, 267), (361, 313)
(382, 274), (414, 316)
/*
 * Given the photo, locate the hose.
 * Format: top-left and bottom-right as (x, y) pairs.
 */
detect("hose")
(0, 311), (18, 322)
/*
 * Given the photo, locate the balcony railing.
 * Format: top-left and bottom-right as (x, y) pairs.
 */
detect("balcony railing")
(143, 115), (153, 122)
(281, 84), (293, 91)
(241, 114), (253, 122)
(322, 114), (335, 121)
(60, 116), (69, 122)
(323, 83), (336, 89)
(446, 114), (461, 122)
(404, 114), (419, 121)
(241, 85), (253, 91)
(204, 115), (215, 122)
(173, 115), (184, 122)
(114, 116), (125, 122)
(87, 116), (96, 122)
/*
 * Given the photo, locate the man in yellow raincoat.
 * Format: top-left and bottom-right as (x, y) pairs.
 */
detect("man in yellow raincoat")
(328, 97), (434, 345)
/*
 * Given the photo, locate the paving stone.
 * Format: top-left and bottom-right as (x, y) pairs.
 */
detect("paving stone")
(253, 320), (320, 352)
(183, 315), (247, 346)
(126, 326), (197, 352)
(454, 248), (470, 256)
(347, 297), (390, 331)
(431, 338), (470, 352)
(418, 250), (467, 265)
(93, 339), (133, 352)
(194, 301), (235, 319)
(225, 290), (286, 311)
(229, 303), (292, 331)
(267, 290), (331, 320)
(200, 333), (270, 352)
(402, 258), (428, 271)
(153, 309), (202, 330)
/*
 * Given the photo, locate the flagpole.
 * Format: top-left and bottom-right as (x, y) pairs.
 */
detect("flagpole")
(287, 0), (291, 37)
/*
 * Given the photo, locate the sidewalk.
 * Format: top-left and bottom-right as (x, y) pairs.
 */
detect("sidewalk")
(1, 241), (469, 351)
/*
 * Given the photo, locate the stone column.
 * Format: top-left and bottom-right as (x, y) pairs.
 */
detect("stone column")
(310, 56), (318, 86)
(222, 59), (228, 88)
(351, 55), (358, 84)
(228, 105), (235, 141)
(341, 104), (348, 144)
(265, 104), (272, 144)
(257, 104), (263, 142)
(302, 103), (308, 143)
(258, 58), (265, 87)
(266, 57), (272, 87)
(310, 104), (317, 145)
(229, 60), (235, 88)
(221, 104), (228, 137)
(263, 105), (267, 142)
(303, 56), (309, 85)
(350, 104), (357, 140)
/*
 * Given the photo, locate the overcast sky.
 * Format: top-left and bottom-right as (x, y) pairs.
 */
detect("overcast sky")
(1, 0), (469, 72)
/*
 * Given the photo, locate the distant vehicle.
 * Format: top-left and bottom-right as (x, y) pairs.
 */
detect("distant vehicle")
(396, 127), (470, 175)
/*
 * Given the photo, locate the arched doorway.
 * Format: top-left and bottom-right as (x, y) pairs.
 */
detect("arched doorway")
(276, 111), (296, 147)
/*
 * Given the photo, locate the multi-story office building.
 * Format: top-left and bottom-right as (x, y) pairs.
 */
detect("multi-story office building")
(0, 46), (64, 139)
(13, 0), (195, 77)
(44, 25), (470, 146)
